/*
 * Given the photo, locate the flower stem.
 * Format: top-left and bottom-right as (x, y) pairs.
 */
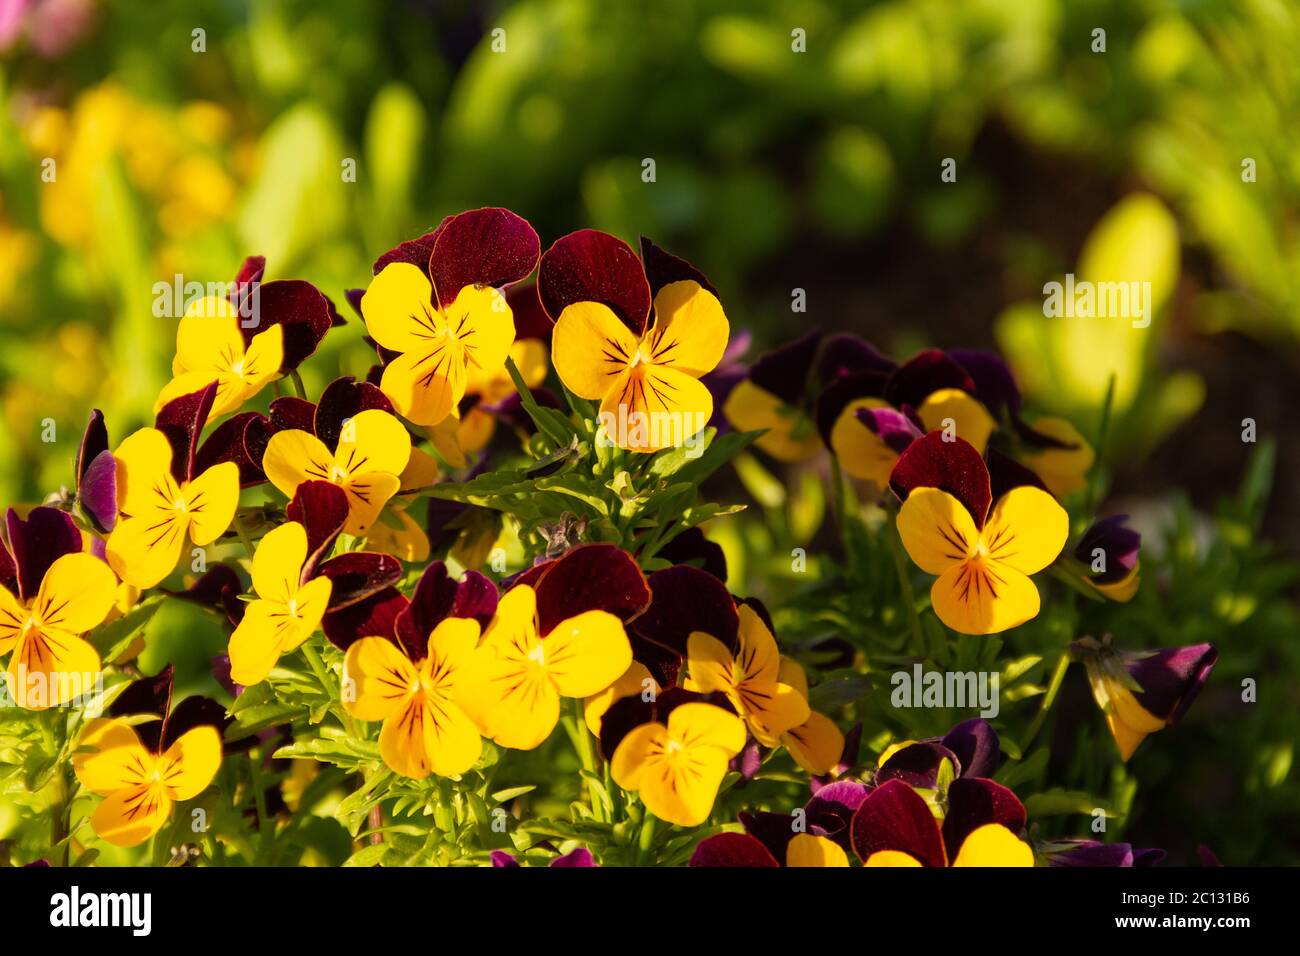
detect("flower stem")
(1020, 651), (1071, 753)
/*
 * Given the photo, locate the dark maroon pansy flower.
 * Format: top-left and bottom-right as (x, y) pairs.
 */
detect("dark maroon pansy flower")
(229, 255), (338, 372)
(2, 506), (84, 601)
(392, 561), (498, 661)
(597, 686), (733, 762)
(889, 432), (992, 529)
(1074, 514), (1141, 585)
(631, 565), (738, 662)
(511, 543), (651, 639)
(285, 481), (351, 580)
(107, 665), (235, 755)
(940, 776), (1026, 858)
(75, 409), (116, 533)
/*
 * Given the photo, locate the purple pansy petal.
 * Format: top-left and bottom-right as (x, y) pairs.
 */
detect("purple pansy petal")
(876, 741), (960, 790)
(748, 329), (821, 407)
(654, 526), (728, 583)
(633, 566), (738, 657)
(452, 570), (498, 629)
(885, 349), (976, 410)
(317, 552), (403, 610)
(549, 848), (597, 867)
(394, 561), (458, 659)
(194, 411), (270, 488)
(1048, 841), (1136, 867)
(531, 544), (651, 638)
(154, 380), (218, 483)
(941, 777), (1026, 861)
(286, 481), (350, 580)
(322, 587), (408, 651)
(856, 405), (922, 455)
(76, 409), (109, 484)
(939, 718), (1000, 779)
(538, 229), (651, 336)
(731, 736), (761, 780)
(1197, 844), (1222, 867)
(6, 507), (83, 602)
(314, 376), (395, 451)
(986, 445), (1049, 502)
(816, 333), (896, 387)
(638, 236), (718, 300)
(344, 288), (365, 320)
(850, 778), (947, 867)
(1074, 515), (1141, 584)
(804, 779), (870, 851)
(947, 348), (1021, 417)
(427, 208), (540, 310)
(889, 433), (993, 529)
(689, 832), (780, 868)
(212, 653), (241, 698)
(1124, 643), (1218, 725)
(490, 850), (520, 867)
(78, 449), (118, 533)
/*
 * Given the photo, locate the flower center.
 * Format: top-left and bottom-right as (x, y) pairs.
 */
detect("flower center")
(230, 359), (245, 377)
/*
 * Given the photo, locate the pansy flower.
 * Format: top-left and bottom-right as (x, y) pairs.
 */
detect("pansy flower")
(777, 657), (846, 776)
(226, 254), (340, 373)
(851, 778), (1033, 867)
(891, 432), (1068, 634)
(155, 293), (283, 420)
(685, 602), (810, 747)
(1074, 514), (1141, 602)
(0, 507), (113, 710)
(1074, 637), (1217, 761)
(226, 482), (343, 685)
(106, 383), (240, 588)
(463, 544), (647, 750)
(819, 347), (1004, 487)
(691, 781), (870, 867)
(542, 231), (728, 453)
(72, 667), (225, 847)
(360, 208), (541, 426)
(611, 699), (746, 827)
(343, 562), (497, 779)
(262, 402), (411, 538)
(1014, 416), (1095, 498)
(73, 408), (117, 533)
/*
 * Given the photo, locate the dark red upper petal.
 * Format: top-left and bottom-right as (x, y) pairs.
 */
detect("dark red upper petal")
(941, 777), (1026, 862)
(286, 481), (350, 581)
(314, 376), (395, 451)
(653, 526), (728, 583)
(885, 349), (976, 410)
(505, 281), (553, 342)
(427, 207), (541, 310)
(5, 507), (83, 603)
(815, 333), (896, 388)
(269, 396), (317, 434)
(537, 229), (651, 336)
(154, 380), (218, 483)
(317, 551), (403, 610)
(748, 329), (822, 407)
(947, 349), (1020, 417)
(372, 222), (447, 276)
(531, 544), (651, 637)
(638, 236), (718, 300)
(194, 411), (271, 488)
(875, 741), (960, 791)
(161, 695), (232, 753)
(322, 587), (407, 651)
(814, 369), (890, 444)
(246, 279), (335, 371)
(76, 409), (109, 485)
(986, 446), (1049, 502)
(849, 778), (947, 867)
(889, 432), (992, 529)
(632, 565), (738, 656)
(689, 832), (780, 867)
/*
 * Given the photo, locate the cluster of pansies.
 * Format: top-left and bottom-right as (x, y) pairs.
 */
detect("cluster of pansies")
(0, 207), (1219, 866)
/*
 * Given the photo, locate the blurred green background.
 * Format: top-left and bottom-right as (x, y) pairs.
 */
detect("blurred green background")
(1, 0), (1297, 862)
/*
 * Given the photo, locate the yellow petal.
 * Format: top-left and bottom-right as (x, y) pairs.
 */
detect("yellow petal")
(782, 710), (845, 776)
(931, 559), (1041, 635)
(425, 414), (469, 468)
(175, 296), (243, 371)
(365, 505), (431, 563)
(1106, 684), (1167, 762)
(0, 585), (23, 655)
(399, 445), (441, 491)
(723, 379), (822, 462)
(426, 616), (481, 691)
(685, 631), (736, 695)
(8, 628), (101, 709)
(73, 718), (150, 795)
(90, 784), (172, 847)
(736, 604), (781, 683)
(916, 388), (997, 454)
(284, 577), (332, 651)
(830, 397), (896, 484)
(645, 281), (729, 376)
(865, 849), (923, 867)
(551, 300), (639, 399)
(787, 833), (849, 867)
(468, 645), (561, 751)
(240, 324), (284, 393)
(379, 694), (436, 779)
(951, 823), (1034, 867)
(380, 344), (465, 426)
(896, 487), (979, 576)
(252, 522), (307, 603)
(420, 692), (483, 778)
(480, 584), (538, 655)
(343, 636), (418, 722)
(446, 283), (515, 382)
(361, 262), (442, 353)
(185, 462), (241, 546)
(669, 701), (747, 756)
(114, 427), (177, 516)
(1018, 417), (1095, 498)
(778, 657), (809, 697)
(262, 429), (336, 499)
(228, 600), (294, 686)
(745, 681), (811, 747)
(539, 610), (632, 699)
(157, 725), (222, 800)
(338, 408), (412, 479)
(36, 552), (117, 633)
(340, 472), (401, 537)
(155, 369), (228, 418)
(612, 708), (738, 827)
(981, 486), (1068, 575)
(106, 512), (188, 588)
(599, 363), (712, 453)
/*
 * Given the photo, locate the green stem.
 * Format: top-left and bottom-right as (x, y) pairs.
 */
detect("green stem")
(566, 698), (605, 823)
(1020, 651), (1071, 752)
(289, 369), (307, 399)
(635, 812), (657, 866)
(887, 513), (926, 656)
